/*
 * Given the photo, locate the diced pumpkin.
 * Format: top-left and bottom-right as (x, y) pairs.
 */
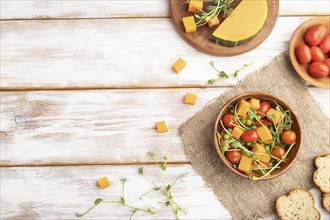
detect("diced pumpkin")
(172, 58), (186, 74)
(231, 127), (244, 139)
(156, 121), (168, 133)
(252, 143), (271, 164)
(238, 155), (252, 175)
(256, 126), (273, 143)
(184, 93), (197, 105)
(188, 0), (203, 12)
(249, 98), (260, 110)
(210, 0), (268, 47)
(207, 16), (220, 28)
(237, 100), (251, 118)
(266, 108), (282, 125)
(182, 16), (197, 33)
(98, 177), (111, 189)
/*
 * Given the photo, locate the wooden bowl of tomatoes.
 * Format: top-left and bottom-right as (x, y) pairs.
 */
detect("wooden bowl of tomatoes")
(214, 92), (302, 181)
(290, 16), (330, 88)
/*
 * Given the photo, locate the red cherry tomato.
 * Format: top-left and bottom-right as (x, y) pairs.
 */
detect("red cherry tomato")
(253, 119), (272, 127)
(318, 35), (330, 54)
(295, 44), (312, 64)
(271, 147), (286, 159)
(324, 58), (330, 75)
(309, 62), (329, 78)
(304, 24), (327, 46)
(310, 46), (325, 62)
(257, 101), (271, 118)
(281, 130), (297, 145)
(222, 113), (236, 128)
(225, 151), (242, 165)
(242, 130), (259, 143)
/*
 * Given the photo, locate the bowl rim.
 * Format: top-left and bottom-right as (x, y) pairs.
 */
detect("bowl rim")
(213, 92), (302, 181)
(289, 16), (330, 89)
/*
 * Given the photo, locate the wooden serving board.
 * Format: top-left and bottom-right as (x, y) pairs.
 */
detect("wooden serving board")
(169, 0), (279, 56)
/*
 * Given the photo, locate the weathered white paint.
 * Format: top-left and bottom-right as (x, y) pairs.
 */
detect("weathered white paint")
(0, 16), (322, 90)
(0, 165), (231, 219)
(1, 88), (329, 166)
(0, 0), (328, 19)
(1, 165), (329, 219)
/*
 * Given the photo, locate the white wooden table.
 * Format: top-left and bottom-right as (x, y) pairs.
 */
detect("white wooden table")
(1, 1), (329, 219)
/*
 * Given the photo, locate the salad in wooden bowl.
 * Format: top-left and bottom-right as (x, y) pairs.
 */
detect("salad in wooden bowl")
(214, 93), (302, 180)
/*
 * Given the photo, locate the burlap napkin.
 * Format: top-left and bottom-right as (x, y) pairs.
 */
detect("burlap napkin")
(178, 53), (330, 220)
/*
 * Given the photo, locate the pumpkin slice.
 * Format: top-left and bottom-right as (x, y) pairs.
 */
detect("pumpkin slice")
(210, 0), (268, 47)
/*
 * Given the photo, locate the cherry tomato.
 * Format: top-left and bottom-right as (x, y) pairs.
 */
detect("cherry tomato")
(253, 119), (272, 127)
(304, 24), (327, 46)
(309, 62), (329, 78)
(310, 46), (325, 62)
(281, 130), (297, 145)
(242, 130), (259, 143)
(257, 101), (271, 118)
(318, 36), (330, 54)
(295, 44), (312, 64)
(324, 58), (330, 75)
(222, 113), (236, 128)
(271, 147), (286, 159)
(225, 151), (242, 165)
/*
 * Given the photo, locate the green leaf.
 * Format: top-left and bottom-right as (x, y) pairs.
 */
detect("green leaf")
(153, 187), (161, 191)
(94, 198), (103, 205)
(166, 184), (171, 192)
(120, 196), (126, 204)
(233, 70), (239, 77)
(163, 156), (168, 162)
(165, 201), (171, 206)
(208, 79), (216, 84)
(138, 167), (144, 175)
(219, 71), (229, 78)
(120, 177), (128, 183)
(160, 164), (167, 171)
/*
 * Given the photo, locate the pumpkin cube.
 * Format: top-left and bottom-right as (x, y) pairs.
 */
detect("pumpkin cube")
(252, 143), (271, 164)
(256, 126), (273, 143)
(231, 127), (244, 139)
(238, 155), (252, 175)
(98, 177), (111, 189)
(188, 0), (203, 12)
(207, 16), (220, 28)
(237, 100), (251, 118)
(182, 16), (197, 33)
(172, 58), (186, 74)
(156, 121), (168, 133)
(184, 93), (197, 105)
(248, 98), (260, 110)
(267, 108), (282, 125)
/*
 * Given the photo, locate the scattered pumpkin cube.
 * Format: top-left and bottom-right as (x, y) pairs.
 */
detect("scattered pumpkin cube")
(156, 121), (168, 133)
(238, 155), (253, 175)
(256, 126), (273, 143)
(207, 16), (220, 28)
(267, 108), (282, 125)
(172, 58), (186, 74)
(184, 93), (197, 105)
(188, 0), (203, 12)
(237, 100), (251, 118)
(252, 143), (271, 164)
(98, 177), (111, 189)
(231, 127), (244, 139)
(249, 98), (260, 110)
(182, 16), (197, 33)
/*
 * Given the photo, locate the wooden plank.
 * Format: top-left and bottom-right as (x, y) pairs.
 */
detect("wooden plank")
(1, 165), (329, 219)
(1, 88), (329, 166)
(0, 165), (231, 219)
(0, 16), (320, 90)
(0, 0), (328, 20)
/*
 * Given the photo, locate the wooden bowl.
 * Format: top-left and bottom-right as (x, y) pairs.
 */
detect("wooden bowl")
(289, 16), (330, 88)
(169, 0), (279, 56)
(214, 92), (302, 180)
